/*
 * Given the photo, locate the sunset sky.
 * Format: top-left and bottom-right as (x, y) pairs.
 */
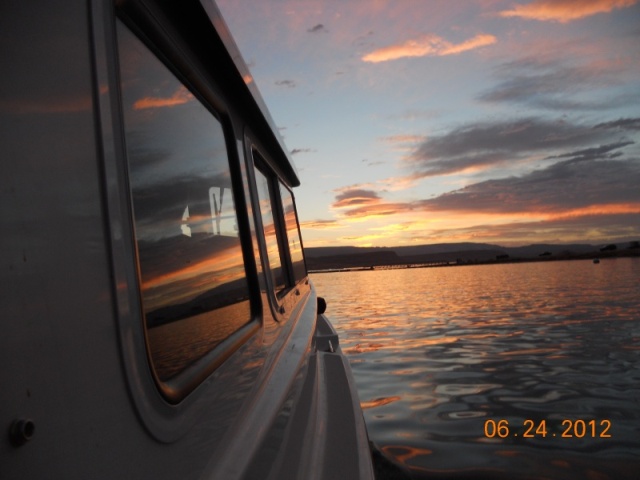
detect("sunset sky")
(216, 0), (640, 248)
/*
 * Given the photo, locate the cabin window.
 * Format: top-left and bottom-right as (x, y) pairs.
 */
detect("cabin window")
(254, 166), (286, 293)
(116, 22), (251, 392)
(279, 183), (306, 283)
(252, 155), (307, 296)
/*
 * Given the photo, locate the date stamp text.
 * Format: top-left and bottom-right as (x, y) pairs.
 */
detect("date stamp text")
(483, 419), (612, 438)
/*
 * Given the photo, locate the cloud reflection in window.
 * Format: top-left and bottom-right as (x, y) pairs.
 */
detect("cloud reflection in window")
(116, 21), (251, 384)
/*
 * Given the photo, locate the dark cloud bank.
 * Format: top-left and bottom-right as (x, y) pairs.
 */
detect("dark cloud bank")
(334, 117), (640, 224)
(407, 116), (638, 177)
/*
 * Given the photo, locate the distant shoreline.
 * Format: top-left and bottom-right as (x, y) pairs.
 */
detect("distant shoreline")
(308, 247), (639, 274)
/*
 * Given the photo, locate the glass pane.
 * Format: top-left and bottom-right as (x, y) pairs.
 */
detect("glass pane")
(254, 167), (285, 292)
(279, 183), (306, 283)
(117, 22), (251, 384)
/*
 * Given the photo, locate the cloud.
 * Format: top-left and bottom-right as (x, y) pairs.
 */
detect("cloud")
(307, 24), (328, 33)
(594, 117), (640, 131)
(422, 212), (640, 245)
(407, 117), (616, 177)
(376, 175), (421, 191)
(275, 79), (297, 88)
(134, 86), (194, 110)
(291, 148), (314, 155)
(477, 57), (629, 111)
(381, 134), (427, 144)
(439, 34), (498, 55)
(545, 141), (634, 161)
(417, 156), (640, 215)
(362, 158), (387, 166)
(330, 186), (420, 220)
(300, 219), (342, 229)
(333, 188), (382, 209)
(362, 33), (496, 63)
(333, 155), (640, 245)
(332, 119), (639, 233)
(380, 134), (427, 155)
(340, 202), (415, 219)
(499, 0), (638, 23)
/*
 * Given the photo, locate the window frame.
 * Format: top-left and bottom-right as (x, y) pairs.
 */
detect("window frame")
(253, 159), (289, 295)
(115, 17), (260, 402)
(278, 181), (307, 285)
(94, 2), (269, 441)
(94, 0), (309, 441)
(247, 143), (308, 319)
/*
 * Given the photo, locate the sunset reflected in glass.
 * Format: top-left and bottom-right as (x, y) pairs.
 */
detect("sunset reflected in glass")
(117, 21), (251, 385)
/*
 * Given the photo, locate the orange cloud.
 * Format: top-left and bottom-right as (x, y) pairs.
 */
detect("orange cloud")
(371, 220), (438, 234)
(543, 202), (640, 220)
(134, 85), (194, 110)
(376, 175), (421, 192)
(419, 202), (640, 222)
(412, 205), (640, 246)
(440, 34), (499, 55)
(362, 33), (496, 63)
(380, 134), (427, 145)
(300, 219), (343, 229)
(340, 202), (414, 219)
(499, 0), (637, 23)
(141, 244), (244, 292)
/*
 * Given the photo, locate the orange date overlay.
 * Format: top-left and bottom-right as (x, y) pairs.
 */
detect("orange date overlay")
(483, 419), (612, 438)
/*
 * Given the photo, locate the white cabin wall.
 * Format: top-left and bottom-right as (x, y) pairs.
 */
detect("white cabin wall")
(0, 1), (146, 476)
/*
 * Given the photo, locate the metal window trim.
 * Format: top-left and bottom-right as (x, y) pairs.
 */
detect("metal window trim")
(245, 136), (310, 322)
(278, 181), (309, 283)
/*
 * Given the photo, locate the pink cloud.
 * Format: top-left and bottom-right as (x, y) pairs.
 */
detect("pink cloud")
(440, 34), (499, 55)
(499, 0), (637, 23)
(362, 33), (496, 63)
(134, 86), (194, 110)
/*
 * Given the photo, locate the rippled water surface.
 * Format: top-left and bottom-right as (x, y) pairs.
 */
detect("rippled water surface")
(312, 258), (640, 479)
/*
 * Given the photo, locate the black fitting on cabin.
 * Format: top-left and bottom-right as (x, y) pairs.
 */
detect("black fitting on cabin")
(317, 296), (327, 315)
(9, 418), (35, 447)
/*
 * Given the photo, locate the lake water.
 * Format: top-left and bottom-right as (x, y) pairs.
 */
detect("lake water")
(312, 258), (640, 479)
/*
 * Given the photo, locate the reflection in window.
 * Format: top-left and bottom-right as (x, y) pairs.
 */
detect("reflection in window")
(254, 166), (285, 293)
(117, 22), (251, 386)
(279, 183), (306, 283)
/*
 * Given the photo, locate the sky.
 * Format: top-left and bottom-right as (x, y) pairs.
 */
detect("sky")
(216, 0), (640, 248)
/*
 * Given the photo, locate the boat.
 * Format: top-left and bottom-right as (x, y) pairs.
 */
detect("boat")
(0, 1), (374, 478)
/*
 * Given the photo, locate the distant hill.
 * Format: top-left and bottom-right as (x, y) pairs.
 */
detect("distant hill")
(304, 241), (639, 271)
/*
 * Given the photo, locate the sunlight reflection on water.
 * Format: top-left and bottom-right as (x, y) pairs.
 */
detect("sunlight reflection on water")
(312, 258), (640, 479)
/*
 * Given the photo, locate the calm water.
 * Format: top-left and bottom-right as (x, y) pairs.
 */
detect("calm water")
(312, 258), (640, 479)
